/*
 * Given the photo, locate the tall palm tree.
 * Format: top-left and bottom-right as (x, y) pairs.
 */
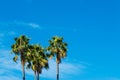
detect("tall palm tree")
(11, 35), (30, 80)
(26, 44), (49, 80)
(47, 36), (67, 80)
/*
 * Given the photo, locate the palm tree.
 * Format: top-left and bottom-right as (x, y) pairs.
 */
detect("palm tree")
(11, 35), (30, 80)
(26, 44), (49, 80)
(47, 36), (67, 80)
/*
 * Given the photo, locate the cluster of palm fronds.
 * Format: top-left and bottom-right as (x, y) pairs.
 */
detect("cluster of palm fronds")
(11, 35), (68, 80)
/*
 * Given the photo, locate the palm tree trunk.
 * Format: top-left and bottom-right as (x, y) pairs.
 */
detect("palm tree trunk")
(21, 51), (25, 80)
(34, 71), (37, 80)
(57, 63), (59, 80)
(37, 72), (39, 80)
(22, 61), (25, 80)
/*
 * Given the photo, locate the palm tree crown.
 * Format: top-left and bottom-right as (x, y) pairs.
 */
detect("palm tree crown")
(11, 35), (30, 80)
(47, 36), (67, 63)
(47, 36), (67, 80)
(27, 44), (49, 80)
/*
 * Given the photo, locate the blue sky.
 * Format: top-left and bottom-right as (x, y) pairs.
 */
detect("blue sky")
(0, 0), (120, 80)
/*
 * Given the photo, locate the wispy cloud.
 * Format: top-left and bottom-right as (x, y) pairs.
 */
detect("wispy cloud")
(0, 50), (20, 80)
(0, 49), (88, 80)
(0, 21), (79, 33)
(38, 59), (87, 79)
(13, 21), (41, 29)
(27, 23), (40, 28)
(0, 21), (41, 29)
(0, 75), (20, 80)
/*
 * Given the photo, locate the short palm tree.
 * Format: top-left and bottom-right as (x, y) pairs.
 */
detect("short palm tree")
(47, 36), (67, 80)
(11, 35), (30, 80)
(26, 44), (49, 80)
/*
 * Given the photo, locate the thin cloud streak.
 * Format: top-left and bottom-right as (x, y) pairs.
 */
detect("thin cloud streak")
(0, 21), (41, 29)
(13, 21), (41, 29)
(0, 75), (20, 80)
(0, 21), (79, 33)
(41, 59), (87, 79)
(0, 49), (88, 79)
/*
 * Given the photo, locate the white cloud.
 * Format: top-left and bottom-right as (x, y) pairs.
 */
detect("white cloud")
(0, 76), (20, 80)
(0, 21), (79, 32)
(0, 21), (41, 29)
(27, 23), (40, 28)
(41, 59), (87, 79)
(0, 50), (21, 80)
(13, 21), (41, 29)
(0, 49), (87, 80)
(0, 49), (20, 70)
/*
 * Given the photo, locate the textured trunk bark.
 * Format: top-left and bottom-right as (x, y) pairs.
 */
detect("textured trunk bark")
(37, 72), (39, 80)
(34, 71), (37, 80)
(22, 61), (25, 80)
(20, 38), (25, 80)
(57, 63), (59, 80)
